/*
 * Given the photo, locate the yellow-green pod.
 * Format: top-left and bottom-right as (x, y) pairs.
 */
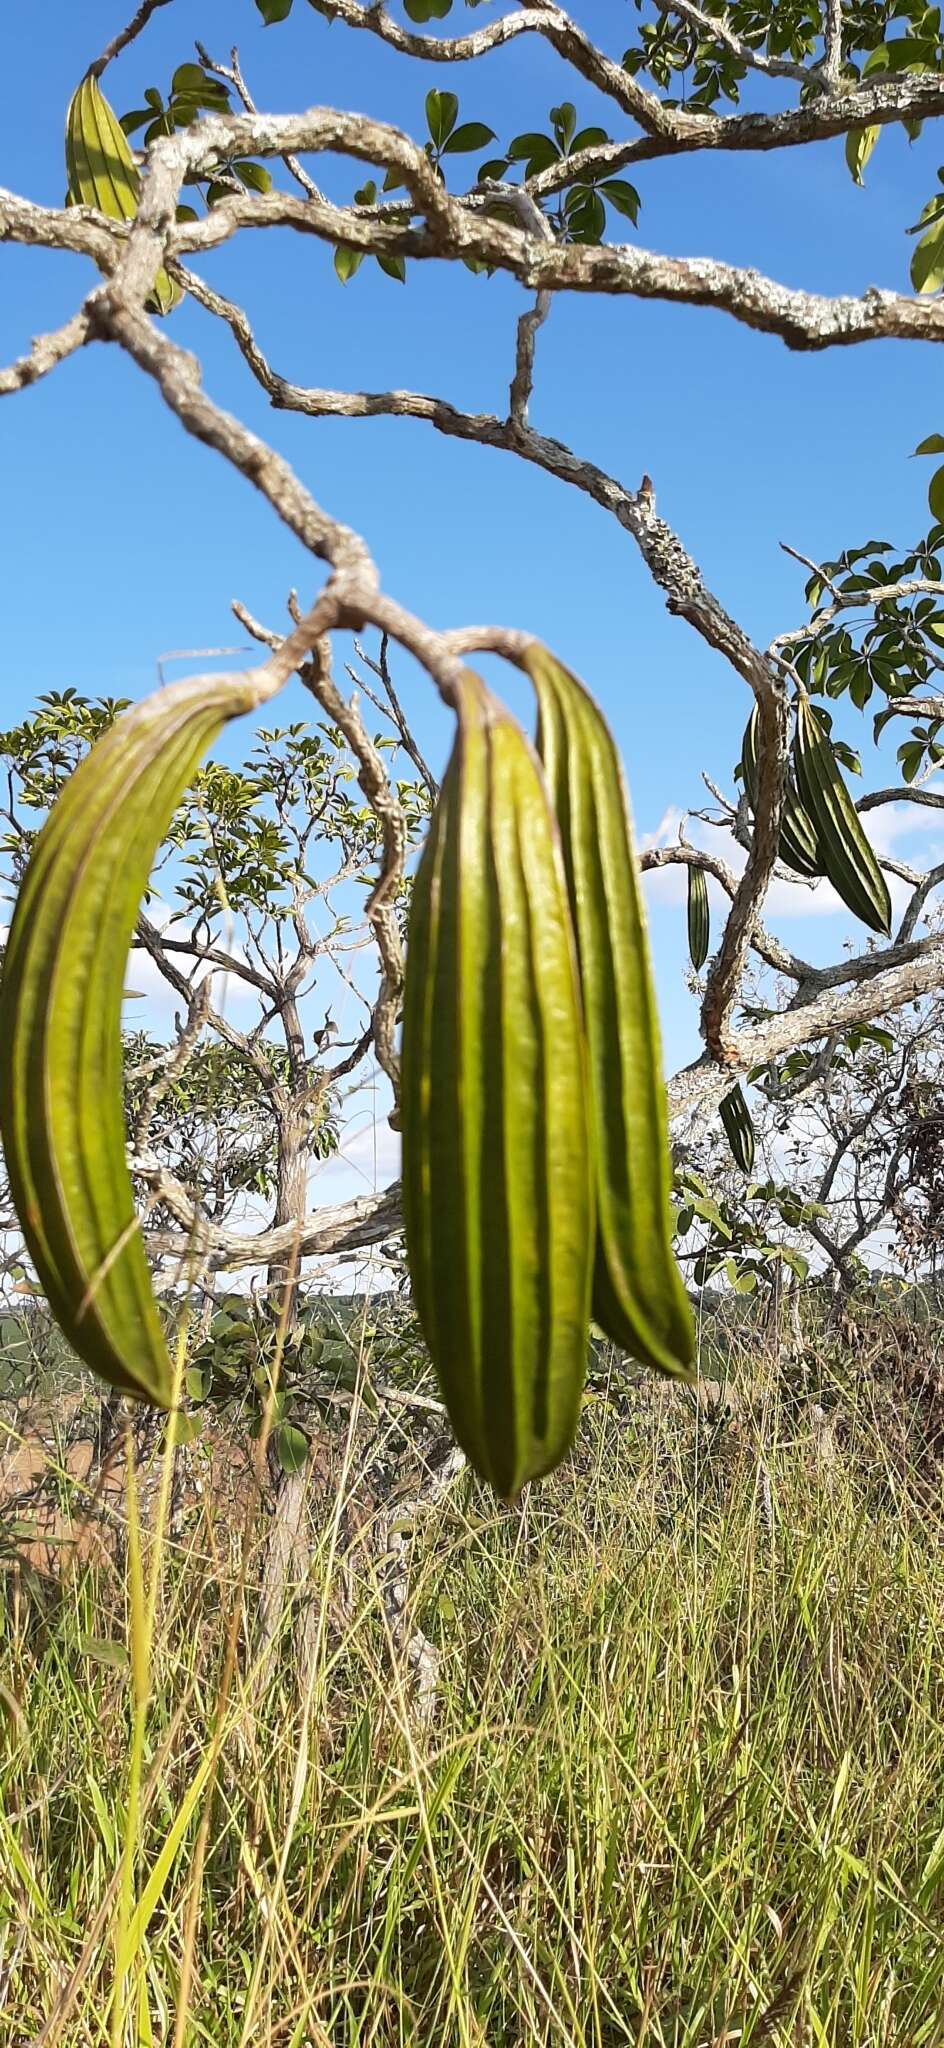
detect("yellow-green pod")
(527, 646), (694, 1382)
(793, 697), (891, 936)
(401, 672), (595, 1498)
(0, 676), (260, 1406)
(65, 74), (181, 314)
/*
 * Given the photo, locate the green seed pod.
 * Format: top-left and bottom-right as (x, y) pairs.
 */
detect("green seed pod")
(687, 864), (710, 972)
(0, 676), (261, 1407)
(740, 706), (822, 880)
(401, 671), (595, 1499)
(793, 697), (892, 936)
(65, 74), (180, 314)
(526, 646), (694, 1383)
(720, 1084), (755, 1174)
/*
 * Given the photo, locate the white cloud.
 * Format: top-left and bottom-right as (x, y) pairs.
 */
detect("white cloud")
(640, 805), (685, 854)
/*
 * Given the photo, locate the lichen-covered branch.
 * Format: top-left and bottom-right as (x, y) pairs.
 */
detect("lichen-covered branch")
(0, 308), (93, 397)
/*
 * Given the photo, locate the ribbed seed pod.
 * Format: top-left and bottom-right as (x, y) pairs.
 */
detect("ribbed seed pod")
(687, 864), (710, 972)
(65, 74), (180, 315)
(526, 646), (694, 1382)
(740, 706), (822, 879)
(720, 1085), (755, 1174)
(0, 675), (261, 1408)
(400, 671), (595, 1500)
(793, 697), (892, 937)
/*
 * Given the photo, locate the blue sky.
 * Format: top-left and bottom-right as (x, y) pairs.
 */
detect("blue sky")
(2, 0), (943, 1110)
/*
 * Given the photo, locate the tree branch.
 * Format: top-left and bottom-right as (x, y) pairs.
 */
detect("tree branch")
(822, 0), (845, 92)
(304, 0), (675, 134)
(88, 0), (174, 78)
(0, 308), (93, 397)
(769, 579), (944, 654)
(194, 40), (325, 204)
(639, 842), (810, 981)
(527, 73), (944, 184)
(141, 1170), (402, 1272)
(858, 783), (944, 813)
(298, 640), (407, 1105)
(661, 0), (812, 85)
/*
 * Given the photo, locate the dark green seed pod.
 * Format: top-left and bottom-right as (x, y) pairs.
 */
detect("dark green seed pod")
(401, 671), (595, 1499)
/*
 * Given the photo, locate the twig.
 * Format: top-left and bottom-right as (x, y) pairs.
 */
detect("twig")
(350, 634), (438, 798)
(89, 0), (174, 78)
(0, 308), (93, 397)
(194, 41), (326, 203)
(770, 578), (944, 654)
(663, 0), (812, 86)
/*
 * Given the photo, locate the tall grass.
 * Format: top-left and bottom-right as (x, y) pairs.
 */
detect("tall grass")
(2, 1317), (944, 2046)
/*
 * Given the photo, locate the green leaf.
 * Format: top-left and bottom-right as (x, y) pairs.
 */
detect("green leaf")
(171, 65), (209, 93)
(274, 1421), (309, 1474)
(600, 179), (640, 223)
(899, 740), (926, 783)
(168, 1411), (201, 1445)
(376, 253), (406, 282)
(185, 1366), (212, 1402)
(912, 219), (944, 293)
(849, 667), (873, 711)
(426, 90), (459, 149)
(507, 133), (560, 175)
(565, 188), (606, 244)
(256, 0), (294, 20)
(914, 433), (944, 456)
(80, 1636), (130, 1671)
(845, 125), (879, 185)
(334, 244), (364, 283)
(233, 161), (273, 194)
(120, 109), (153, 137)
(929, 465), (944, 525)
(405, 0), (451, 17)
(778, 1248), (809, 1281)
(442, 122), (496, 154)
(0, 674), (266, 1409)
(550, 102), (576, 151)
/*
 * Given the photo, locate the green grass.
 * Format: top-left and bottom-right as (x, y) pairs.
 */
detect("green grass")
(3, 1328), (944, 2046)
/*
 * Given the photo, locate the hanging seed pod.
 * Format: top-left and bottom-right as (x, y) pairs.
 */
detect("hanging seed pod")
(526, 646), (694, 1382)
(687, 864), (710, 972)
(0, 675), (261, 1407)
(740, 706), (822, 879)
(65, 73), (180, 314)
(400, 671), (595, 1499)
(793, 697), (892, 936)
(720, 1084), (755, 1174)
